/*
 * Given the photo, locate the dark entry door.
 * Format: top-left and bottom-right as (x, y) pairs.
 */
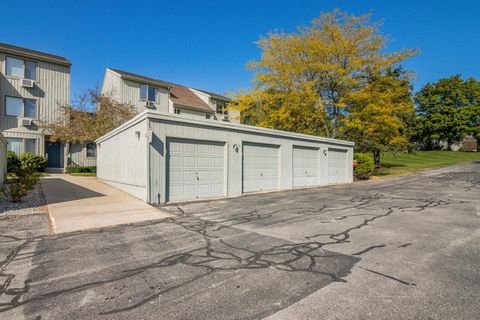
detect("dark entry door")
(46, 141), (61, 168)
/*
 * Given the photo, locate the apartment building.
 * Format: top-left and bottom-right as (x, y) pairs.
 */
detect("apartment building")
(0, 43), (97, 169)
(0, 43), (70, 168)
(101, 68), (239, 122)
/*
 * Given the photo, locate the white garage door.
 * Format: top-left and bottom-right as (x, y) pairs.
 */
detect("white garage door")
(293, 146), (319, 187)
(328, 148), (347, 184)
(167, 139), (225, 202)
(243, 142), (279, 193)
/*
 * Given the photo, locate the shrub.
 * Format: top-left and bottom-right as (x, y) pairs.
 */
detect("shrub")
(7, 151), (21, 173)
(19, 153), (48, 172)
(459, 139), (478, 152)
(66, 166), (96, 174)
(354, 153), (375, 180)
(8, 169), (39, 202)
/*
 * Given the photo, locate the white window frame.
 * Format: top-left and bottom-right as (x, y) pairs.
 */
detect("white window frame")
(5, 96), (37, 119)
(86, 143), (96, 158)
(6, 137), (37, 155)
(5, 56), (38, 80)
(215, 101), (227, 115)
(139, 84), (157, 102)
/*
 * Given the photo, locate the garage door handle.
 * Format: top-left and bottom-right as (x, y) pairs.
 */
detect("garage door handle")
(196, 172), (199, 181)
(260, 173), (263, 176)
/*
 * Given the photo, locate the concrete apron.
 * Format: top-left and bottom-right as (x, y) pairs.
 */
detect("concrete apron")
(40, 174), (171, 234)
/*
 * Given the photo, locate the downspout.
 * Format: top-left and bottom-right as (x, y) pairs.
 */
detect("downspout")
(146, 117), (151, 203)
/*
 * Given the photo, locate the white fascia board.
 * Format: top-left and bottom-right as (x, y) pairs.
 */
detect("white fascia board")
(95, 110), (148, 143)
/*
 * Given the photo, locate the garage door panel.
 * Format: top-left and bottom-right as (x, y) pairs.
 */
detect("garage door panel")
(167, 139), (225, 202)
(211, 158), (223, 167)
(293, 146), (319, 187)
(197, 157), (210, 168)
(328, 148), (347, 184)
(210, 171), (224, 180)
(169, 156), (182, 168)
(182, 171), (196, 182)
(243, 143), (280, 193)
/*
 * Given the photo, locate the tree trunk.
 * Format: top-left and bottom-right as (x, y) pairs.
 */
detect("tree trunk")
(476, 137), (480, 152)
(372, 150), (381, 167)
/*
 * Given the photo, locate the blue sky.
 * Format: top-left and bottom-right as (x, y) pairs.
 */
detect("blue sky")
(1, 0), (479, 100)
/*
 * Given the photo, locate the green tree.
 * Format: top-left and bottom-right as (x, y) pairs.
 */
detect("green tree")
(230, 9), (417, 139)
(342, 67), (416, 166)
(415, 75), (480, 150)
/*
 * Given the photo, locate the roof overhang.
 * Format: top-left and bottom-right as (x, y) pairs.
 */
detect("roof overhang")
(110, 68), (171, 89)
(0, 44), (71, 67)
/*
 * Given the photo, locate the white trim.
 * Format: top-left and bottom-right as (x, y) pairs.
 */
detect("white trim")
(96, 110), (355, 147)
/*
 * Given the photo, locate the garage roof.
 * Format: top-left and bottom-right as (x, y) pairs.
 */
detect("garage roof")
(96, 110), (355, 147)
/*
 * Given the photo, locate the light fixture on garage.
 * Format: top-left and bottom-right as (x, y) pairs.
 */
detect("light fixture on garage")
(233, 144), (239, 152)
(135, 131), (141, 140)
(323, 149), (327, 156)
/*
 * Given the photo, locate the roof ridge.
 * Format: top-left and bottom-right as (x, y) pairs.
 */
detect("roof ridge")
(108, 67), (228, 100)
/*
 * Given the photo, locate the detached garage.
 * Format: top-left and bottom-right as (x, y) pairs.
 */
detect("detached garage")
(96, 111), (354, 204)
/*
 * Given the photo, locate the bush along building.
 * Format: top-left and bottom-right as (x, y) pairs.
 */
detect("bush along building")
(0, 43), (97, 170)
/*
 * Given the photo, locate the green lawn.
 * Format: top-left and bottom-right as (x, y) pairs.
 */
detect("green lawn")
(371, 151), (480, 177)
(69, 172), (96, 177)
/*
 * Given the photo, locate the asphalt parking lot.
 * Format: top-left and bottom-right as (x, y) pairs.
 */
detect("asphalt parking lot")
(1, 162), (479, 319)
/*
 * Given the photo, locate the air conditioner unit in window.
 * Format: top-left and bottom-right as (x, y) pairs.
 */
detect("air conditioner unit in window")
(21, 118), (33, 126)
(145, 101), (155, 108)
(222, 115), (229, 121)
(22, 79), (34, 88)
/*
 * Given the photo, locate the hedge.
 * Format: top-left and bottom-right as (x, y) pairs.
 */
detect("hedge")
(65, 166), (97, 174)
(354, 153), (375, 180)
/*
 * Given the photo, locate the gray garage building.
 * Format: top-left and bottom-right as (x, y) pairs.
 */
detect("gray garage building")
(96, 111), (354, 204)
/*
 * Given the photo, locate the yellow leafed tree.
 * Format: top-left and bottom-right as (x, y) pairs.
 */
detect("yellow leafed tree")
(230, 9), (418, 160)
(342, 67), (417, 166)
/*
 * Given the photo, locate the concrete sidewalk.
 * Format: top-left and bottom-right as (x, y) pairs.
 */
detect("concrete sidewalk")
(40, 174), (171, 234)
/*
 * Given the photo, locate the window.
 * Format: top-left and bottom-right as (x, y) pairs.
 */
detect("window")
(6, 57), (23, 78)
(140, 84), (157, 102)
(25, 139), (36, 153)
(24, 99), (37, 118)
(25, 61), (37, 81)
(5, 96), (23, 117)
(205, 114), (211, 119)
(6, 138), (22, 155)
(6, 57), (37, 80)
(5, 96), (37, 118)
(174, 108), (181, 114)
(140, 84), (147, 100)
(86, 143), (96, 157)
(148, 86), (157, 102)
(6, 138), (36, 155)
(216, 102), (227, 115)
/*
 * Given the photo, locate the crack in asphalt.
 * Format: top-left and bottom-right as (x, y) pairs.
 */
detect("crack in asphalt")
(352, 245), (386, 256)
(0, 167), (472, 317)
(358, 266), (416, 286)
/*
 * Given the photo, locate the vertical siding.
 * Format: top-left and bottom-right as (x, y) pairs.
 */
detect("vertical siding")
(121, 79), (169, 114)
(146, 117), (354, 204)
(0, 52), (70, 158)
(0, 133), (6, 185)
(68, 143), (97, 166)
(97, 120), (148, 201)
